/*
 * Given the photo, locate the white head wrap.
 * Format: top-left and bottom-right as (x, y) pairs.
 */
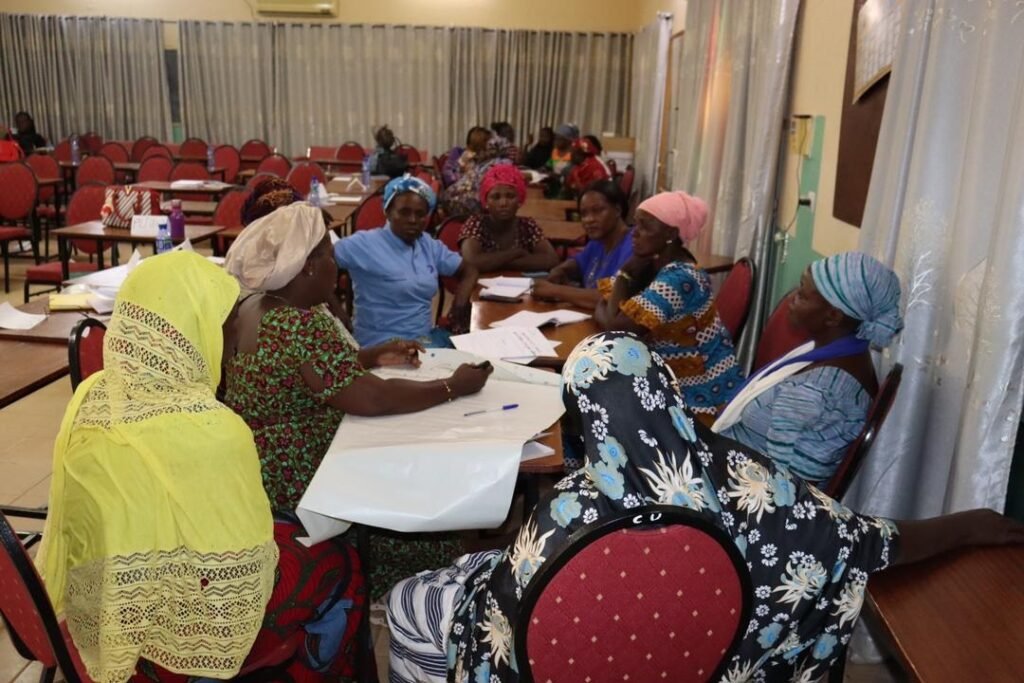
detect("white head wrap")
(225, 203), (326, 291)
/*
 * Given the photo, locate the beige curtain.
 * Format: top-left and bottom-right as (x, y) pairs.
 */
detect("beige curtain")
(630, 14), (674, 200)
(0, 13), (171, 142)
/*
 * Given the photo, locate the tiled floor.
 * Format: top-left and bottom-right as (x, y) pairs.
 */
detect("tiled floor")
(0, 243), (901, 682)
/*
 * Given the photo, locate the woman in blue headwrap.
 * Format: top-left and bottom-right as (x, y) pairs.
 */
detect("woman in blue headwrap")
(334, 174), (480, 347)
(714, 251), (904, 484)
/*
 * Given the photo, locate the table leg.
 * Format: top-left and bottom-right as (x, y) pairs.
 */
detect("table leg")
(109, 242), (117, 268)
(58, 235), (70, 281)
(355, 525), (379, 683)
(98, 241), (106, 271)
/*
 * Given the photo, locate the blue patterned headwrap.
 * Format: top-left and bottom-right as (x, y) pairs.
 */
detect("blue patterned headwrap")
(383, 174), (436, 212)
(811, 251), (904, 348)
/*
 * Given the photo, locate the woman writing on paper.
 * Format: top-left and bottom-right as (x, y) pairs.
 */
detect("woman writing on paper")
(223, 203), (491, 593)
(458, 164), (559, 273)
(385, 332), (1024, 683)
(714, 252), (903, 484)
(594, 191), (744, 423)
(532, 180), (633, 310)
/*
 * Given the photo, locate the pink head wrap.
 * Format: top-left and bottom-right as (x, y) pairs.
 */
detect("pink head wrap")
(636, 191), (709, 243)
(479, 163), (527, 207)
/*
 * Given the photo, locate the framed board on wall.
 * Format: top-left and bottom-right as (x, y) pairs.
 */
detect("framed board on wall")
(833, 0), (896, 227)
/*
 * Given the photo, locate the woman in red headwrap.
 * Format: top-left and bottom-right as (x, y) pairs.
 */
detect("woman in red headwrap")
(564, 137), (611, 197)
(458, 163), (559, 273)
(595, 190), (745, 423)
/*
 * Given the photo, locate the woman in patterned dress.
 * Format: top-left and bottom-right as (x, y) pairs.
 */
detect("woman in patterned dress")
(595, 191), (744, 424)
(385, 331), (1024, 683)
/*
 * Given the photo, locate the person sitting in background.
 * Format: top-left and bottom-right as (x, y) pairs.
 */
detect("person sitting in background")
(563, 136), (611, 197)
(548, 122), (578, 174)
(442, 126), (491, 188)
(386, 331), (1024, 683)
(12, 111), (45, 155)
(367, 124), (408, 177)
(37, 251), (365, 683)
(442, 134), (516, 216)
(714, 252), (903, 484)
(223, 203), (492, 596)
(458, 164), (558, 273)
(336, 175), (478, 346)
(242, 175), (301, 225)
(523, 126), (555, 170)
(595, 191), (744, 423)
(532, 179), (632, 310)
(490, 121), (520, 164)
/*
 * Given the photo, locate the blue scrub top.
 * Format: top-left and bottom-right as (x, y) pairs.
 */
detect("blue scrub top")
(572, 228), (634, 288)
(334, 226), (463, 347)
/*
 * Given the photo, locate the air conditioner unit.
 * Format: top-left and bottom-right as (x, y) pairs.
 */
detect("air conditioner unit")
(256, 0), (339, 17)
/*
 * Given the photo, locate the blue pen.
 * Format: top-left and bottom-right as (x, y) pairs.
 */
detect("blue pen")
(464, 404), (519, 417)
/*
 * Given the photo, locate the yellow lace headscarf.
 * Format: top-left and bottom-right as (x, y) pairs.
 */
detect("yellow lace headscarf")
(37, 251), (277, 683)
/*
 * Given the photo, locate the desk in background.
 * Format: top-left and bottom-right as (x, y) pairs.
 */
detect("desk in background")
(0, 340), (69, 409)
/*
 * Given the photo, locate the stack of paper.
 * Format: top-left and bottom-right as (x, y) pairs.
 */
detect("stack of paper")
(478, 276), (533, 300)
(491, 309), (591, 329)
(0, 302), (46, 330)
(451, 326), (560, 364)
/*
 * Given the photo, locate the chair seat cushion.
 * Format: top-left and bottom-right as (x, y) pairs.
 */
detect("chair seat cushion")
(0, 227), (31, 241)
(26, 261), (98, 283)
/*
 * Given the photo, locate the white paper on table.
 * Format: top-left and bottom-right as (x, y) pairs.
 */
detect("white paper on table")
(130, 215), (166, 238)
(521, 440), (556, 462)
(451, 326), (559, 364)
(373, 348), (560, 387)
(478, 276), (533, 291)
(207, 255), (226, 265)
(87, 293), (116, 314)
(295, 377), (565, 545)
(172, 238), (194, 252)
(66, 249), (143, 289)
(0, 302), (46, 330)
(169, 179), (204, 189)
(333, 195), (362, 204)
(481, 284), (529, 299)
(491, 309), (591, 329)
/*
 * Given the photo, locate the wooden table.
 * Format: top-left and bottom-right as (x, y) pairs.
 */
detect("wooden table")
(0, 300), (100, 345)
(537, 219), (584, 245)
(866, 544), (1024, 682)
(54, 221), (224, 279)
(160, 200), (217, 216)
(113, 162), (140, 182)
(326, 176), (387, 194)
(134, 181), (237, 198)
(520, 198), (578, 221)
(0, 340), (69, 409)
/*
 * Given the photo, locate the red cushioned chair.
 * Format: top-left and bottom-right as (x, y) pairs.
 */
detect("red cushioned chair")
(0, 511), (303, 683)
(23, 183), (110, 301)
(716, 257), (755, 341)
(240, 139), (272, 163)
(75, 156), (115, 187)
(0, 161), (41, 292)
(351, 191), (387, 232)
(257, 153), (292, 178)
(137, 156), (173, 183)
(245, 172), (279, 191)
(130, 136), (159, 162)
(212, 189), (247, 254)
(286, 162), (326, 197)
(179, 137), (208, 159)
(752, 289), (811, 372)
(79, 132), (103, 155)
(170, 162), (212, 203)
(99, 142), (129, 164)
(26, 154), (64, 249)
(68, 317), (107, 391)
(140, 145), (171, 162)
(53, 139), (72, 162)
(619, 165), (635, 198)
(213, 144), (241, 184)
(822, 364), (903, 501)
(435, 216), (465, 301)
(516, 506), (752, 683)
(334, 141), (364, 174)
(396, 144), (422, 164)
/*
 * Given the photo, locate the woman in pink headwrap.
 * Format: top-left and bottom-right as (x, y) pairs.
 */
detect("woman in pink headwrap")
(458, 163), (559, 273)
(594, 190), (745, 423)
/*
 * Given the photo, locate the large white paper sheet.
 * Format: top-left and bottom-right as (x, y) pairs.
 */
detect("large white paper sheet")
(296, 364), (565, 545)
(490, 309), (591, 329)
(0, 302), (46, 330)
(450, 327), (559, 364)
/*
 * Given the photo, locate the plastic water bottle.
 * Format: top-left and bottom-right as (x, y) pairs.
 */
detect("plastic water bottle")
(361, 155), (371, 188)
(70, 135), (81, 166)
(168, 199), (186, 241)
(308, 177), (322, 208)
(155, 222), (173, 254)
(206, 144), (215, 173)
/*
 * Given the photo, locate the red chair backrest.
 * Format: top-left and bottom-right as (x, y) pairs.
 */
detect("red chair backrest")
(141, 145), (171, 161)
(66, 182), (122, 254)
(80, 132), (102, 155)
(716, 258), (755, 341)
(137, 156), (173, 182)
(753, 290), (811, 372)
(69, 317), (107, 390)
(436, 217), (465, 294)
(517, 507), (751, 683)
(257, 154), (292, 178)
(131, 136), (159, 162)
(397, 144), (422, 163)
(53, 139), (71, 162)
(213, 189), (247, 229)
(352, 192), (387, 232)
(75, 155), (115, 186)
(286, 162), (326, 196)
(25, 155), (59, 203)
(170, 161), (211, 182)
(0, 162), (39, 221)
(823, 364), (903, 501)
(307, 145), (336, 160)
(99, 142), (129, 163)
(619, 165), (635, 197)
(245, 172), (279, 191)
(336, 141), (365, 161)
(179, 137), (208, 158)
(240, 139), (272, 160)
(213, 144), (241, 183)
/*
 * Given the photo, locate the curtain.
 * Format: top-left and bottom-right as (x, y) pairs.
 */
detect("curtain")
(0, 13), (171, 142)
(665, 0), (800, 366)
(178, 21), (632, 157)
(629, 14), (673, 200)
(848, 0), (1024, 518)
(178, 21), (276, 148)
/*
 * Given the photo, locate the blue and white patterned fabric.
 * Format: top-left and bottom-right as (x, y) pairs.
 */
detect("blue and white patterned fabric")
(811, 252), (903, 348)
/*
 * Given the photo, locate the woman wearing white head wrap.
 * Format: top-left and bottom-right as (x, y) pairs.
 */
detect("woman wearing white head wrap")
(226, 203), (326, 292)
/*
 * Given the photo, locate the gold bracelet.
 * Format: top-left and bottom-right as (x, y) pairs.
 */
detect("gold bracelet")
(442, 380), (455, 402)
(616, 270), (633, 282)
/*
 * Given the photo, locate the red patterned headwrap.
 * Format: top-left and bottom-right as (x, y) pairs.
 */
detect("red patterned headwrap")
(478, 163), (527, 206)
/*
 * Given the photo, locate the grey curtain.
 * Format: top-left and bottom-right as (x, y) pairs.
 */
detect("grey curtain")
(849, 0), (1024, 518)
(0, 13), (171, 142)
(630, 14), (673, 200)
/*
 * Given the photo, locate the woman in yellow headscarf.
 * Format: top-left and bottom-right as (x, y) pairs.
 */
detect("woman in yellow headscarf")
(37, 251), (365, 683)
